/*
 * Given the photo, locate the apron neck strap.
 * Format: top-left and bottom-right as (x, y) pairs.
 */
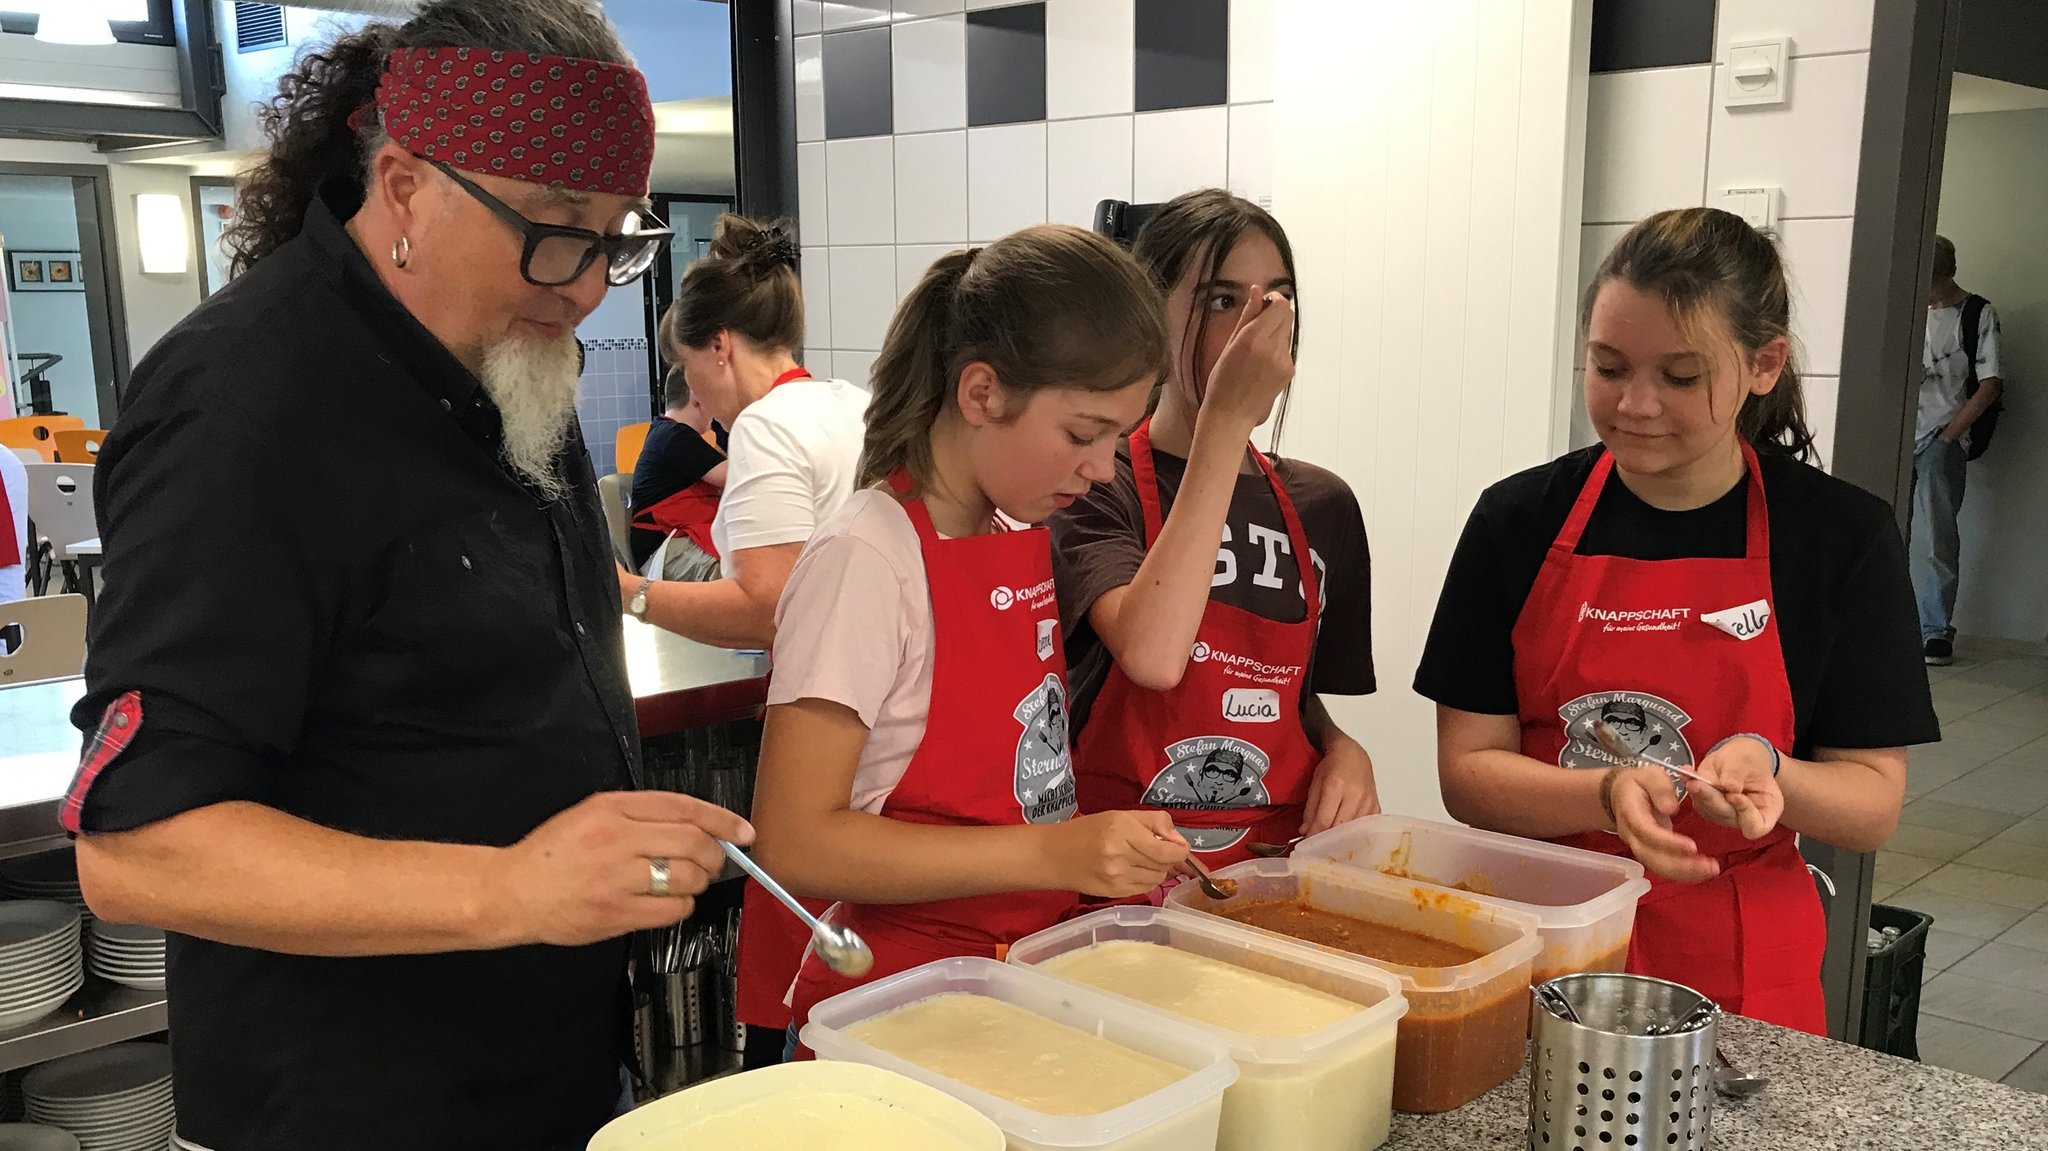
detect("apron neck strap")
(1128, 420), (1322, 619)
(887, 467), (1002, 543)
(1556, 441), (1771, 559)
(769, 366), (812, 391)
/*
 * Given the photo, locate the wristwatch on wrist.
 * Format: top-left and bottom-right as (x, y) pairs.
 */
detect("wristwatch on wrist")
(628, 576), (655, 621)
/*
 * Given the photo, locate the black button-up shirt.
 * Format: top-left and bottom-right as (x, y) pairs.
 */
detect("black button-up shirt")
(73, 182), (641, 1151)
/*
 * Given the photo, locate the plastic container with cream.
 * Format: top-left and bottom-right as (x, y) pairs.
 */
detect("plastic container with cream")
(802, 957), (1238, 1151)
(585, 1060), (1006, 1151)
(1008, 906), (1408, 1151)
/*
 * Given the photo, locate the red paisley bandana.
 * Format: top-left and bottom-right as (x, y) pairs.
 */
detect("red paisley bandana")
(365, 46), (655, 195)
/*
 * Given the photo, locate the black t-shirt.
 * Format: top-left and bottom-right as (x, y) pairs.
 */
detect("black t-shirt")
(70, 182), (638, 1151)
(1414, 446), (1938, 755)
(628, 417), (725, 567)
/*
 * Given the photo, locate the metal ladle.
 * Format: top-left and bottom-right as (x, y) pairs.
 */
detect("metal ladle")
(1245, 836), (1305, 858)
(1183, 854), (1237, 901)
(1714, 1045), (1770, 1098)
(718, 841), (873, 978)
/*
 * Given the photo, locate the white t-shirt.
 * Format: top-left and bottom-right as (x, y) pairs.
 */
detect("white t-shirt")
(1918, 299), (2003, 452)
(767, 489), (935, 814)
(711, 377), (869, 557)
(0, 449), (27, 604)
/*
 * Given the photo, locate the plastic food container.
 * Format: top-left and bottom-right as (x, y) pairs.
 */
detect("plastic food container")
(802, 957), (1239, 1151)
(586, 1060), (1005, 1150)
(1165, 858), (1540, 1114)
(1296, 815), (1651, 985)
(1008, 906), (1408, 1151)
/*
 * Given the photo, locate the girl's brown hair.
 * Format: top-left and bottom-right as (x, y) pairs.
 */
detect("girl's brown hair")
(1586, 207), (1817, 463)
(1131, 188), (1300, 447)
(859, 224), (1170, 489)
(659, 214), (803, 356)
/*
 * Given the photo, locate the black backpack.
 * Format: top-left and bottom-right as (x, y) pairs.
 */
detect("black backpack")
(1959, 294), (2004, 461)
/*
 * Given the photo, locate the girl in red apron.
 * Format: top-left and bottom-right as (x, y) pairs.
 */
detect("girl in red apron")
(744, 225), (1193, 1054)
(1050, 190), (1380, 880)
(1417, 208), (1932, 1033)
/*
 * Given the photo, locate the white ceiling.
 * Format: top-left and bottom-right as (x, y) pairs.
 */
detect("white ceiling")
(1951, 73), (2048, 116)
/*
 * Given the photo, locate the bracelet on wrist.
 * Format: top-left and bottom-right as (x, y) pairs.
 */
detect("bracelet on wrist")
(1709, 733), (1781, 776)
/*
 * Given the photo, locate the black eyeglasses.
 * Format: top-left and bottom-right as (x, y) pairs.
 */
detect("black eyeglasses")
(429, 160), (672, 287)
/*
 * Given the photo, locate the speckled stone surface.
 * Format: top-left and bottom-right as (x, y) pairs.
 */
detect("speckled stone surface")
(1382, 1014), (2048, 1149)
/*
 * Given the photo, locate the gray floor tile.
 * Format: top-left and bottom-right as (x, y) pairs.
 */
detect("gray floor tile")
(2005, 1045), (2048, 1095)
(1930, 677), (2020, 720)
(1956, 839), (2048, 879)
(1921, 971), (2048, 1040)
(1932, 719), (2045, 763)
(1946, 940), (2048, 990)
(1915, 1013), (2042, 1082)
(1919, 771), (2048, 817)
(1954, 657), (2048, 692)
(1924, 928), (1988, 974)
(1914, 862), (2048, 909)
(1888, 884), (2032, 938)
(1885, 824), (1986, 863)
(1967, 695), (2048, 736)
(1876, 851), (1943, 890)
(1899, 799), (2027, 839)
(1996, 819), (2048, 848)
(1872, 880), (1905, 904)
(1996, 911), (2048, 953)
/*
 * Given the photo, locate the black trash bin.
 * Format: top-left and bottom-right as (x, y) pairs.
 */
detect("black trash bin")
(1861, 904), (1934, 1059)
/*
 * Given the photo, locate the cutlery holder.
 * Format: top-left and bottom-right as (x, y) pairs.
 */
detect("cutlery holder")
(1528, 974), (1718, 1151)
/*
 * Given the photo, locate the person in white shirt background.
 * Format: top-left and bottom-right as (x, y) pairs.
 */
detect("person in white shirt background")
(619, 214), (868, 649)
(1912, 234), (2004, 667)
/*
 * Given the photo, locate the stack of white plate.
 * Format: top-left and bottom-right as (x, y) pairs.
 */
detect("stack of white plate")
(22, 1046), (173, 1151)
(0, 1124), (81, 1150)
(0, 860), (88, 923)
(83, 924), (163, 994)
(0, 1124), (81, 1151)
(0, 903), (84, 1031)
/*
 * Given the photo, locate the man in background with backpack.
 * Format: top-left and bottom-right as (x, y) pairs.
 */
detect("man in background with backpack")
(1913, 234), (2004, 666)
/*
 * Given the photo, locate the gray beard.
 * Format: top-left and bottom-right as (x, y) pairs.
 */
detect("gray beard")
(479, 337), (582, 502)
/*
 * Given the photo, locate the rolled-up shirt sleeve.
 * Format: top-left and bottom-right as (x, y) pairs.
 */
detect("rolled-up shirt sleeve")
(67, 384), (332, 833)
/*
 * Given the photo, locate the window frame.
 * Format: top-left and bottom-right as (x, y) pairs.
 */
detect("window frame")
(0, 0), (176, 47)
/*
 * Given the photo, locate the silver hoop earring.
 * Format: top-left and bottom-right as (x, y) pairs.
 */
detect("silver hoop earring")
(391, 236), (412, 268)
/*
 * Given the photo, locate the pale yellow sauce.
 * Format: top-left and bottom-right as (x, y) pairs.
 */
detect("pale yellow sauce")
(1039, 940), (1362, 1037)
(845, 994), (1185, 1117)
(650, 1091), (986, 1149)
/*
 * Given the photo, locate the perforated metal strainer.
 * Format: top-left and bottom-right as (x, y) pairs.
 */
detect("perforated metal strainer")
(1528, 973), (1718, 1151)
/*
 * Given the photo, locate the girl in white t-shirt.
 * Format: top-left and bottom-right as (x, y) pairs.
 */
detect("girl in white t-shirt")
(745, 226), (1193, 1052)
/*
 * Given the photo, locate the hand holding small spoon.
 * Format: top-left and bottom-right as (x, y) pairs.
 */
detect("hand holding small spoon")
(1591, 720), (1717, 789)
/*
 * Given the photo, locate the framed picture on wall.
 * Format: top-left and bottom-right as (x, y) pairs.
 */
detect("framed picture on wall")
(8, 250), (85, 293)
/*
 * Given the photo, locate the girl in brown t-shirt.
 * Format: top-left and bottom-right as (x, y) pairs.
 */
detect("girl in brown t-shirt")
(1049, 189), (1380, 871)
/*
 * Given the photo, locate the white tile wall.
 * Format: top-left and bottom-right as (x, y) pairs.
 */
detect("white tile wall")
(826, 136), (897, 246)
(1805, 374), (1840, 465)
(797, 142), (829, 245)
(896, 244), (957, 299)
(1046, 114), (1133, 227)
(1133, 107), (1230, 202)
(822, 0), (890, 32)
(1228, 102), (1274, 206)
(804, 348), (834, 379)
(891, 0), (966, 17)
(893, 16), (967, 134)
(1779, 216), (1854, 377)
(1578, 223), (1632, 303)
(795, 35), (825, 143)
(794, 0), (822, 36)
(837, 349), (881, 391)
(1230, 0), (1274, 104)
(1717, 0), (1875, 57)
(967, 122), (1049, 241)
(1707, 52), (1870, 219)
(895, 130), (969, 244)
(828, 245), (899, 351)
(1045, 0), (1134, 120)
(1583, 67), (1712, 222)
(802, 246), (833, 348)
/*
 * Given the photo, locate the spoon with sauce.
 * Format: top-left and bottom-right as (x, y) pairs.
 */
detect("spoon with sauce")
(718, 841), (873, 978)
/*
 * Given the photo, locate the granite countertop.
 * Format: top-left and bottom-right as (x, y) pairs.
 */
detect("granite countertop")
(1385, 1012), (2048, 1149)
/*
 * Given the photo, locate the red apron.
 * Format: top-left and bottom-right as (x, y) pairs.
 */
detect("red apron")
(1510, 442), (1825, 1034)
(631, 475), (722, 560)
(1074, 422), (1322, 870)
(784, 474), (1081, 1040)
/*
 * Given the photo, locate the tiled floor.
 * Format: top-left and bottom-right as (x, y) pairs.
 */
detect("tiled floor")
(1882, 652), (2048, 1092)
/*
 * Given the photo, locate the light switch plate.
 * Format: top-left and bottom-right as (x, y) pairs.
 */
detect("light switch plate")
(1721, 186), (1779, 232)
(1724, 38), (1791, 108)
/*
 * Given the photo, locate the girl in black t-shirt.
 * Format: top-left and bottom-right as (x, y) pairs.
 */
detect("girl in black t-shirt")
(1415, 207), (1935, 1033)
(1050, 189), (1380, 876)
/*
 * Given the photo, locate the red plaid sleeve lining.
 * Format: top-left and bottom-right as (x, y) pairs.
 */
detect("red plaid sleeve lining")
(62, 691), (143, 834)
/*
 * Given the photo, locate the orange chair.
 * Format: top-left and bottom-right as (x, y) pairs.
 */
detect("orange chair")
(0, 415), (84, 463)
(615, 421), (652, 475)
(52, 428), (108, 464)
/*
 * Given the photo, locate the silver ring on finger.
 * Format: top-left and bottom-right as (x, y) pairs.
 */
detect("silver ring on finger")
(648, 857), (671, 898)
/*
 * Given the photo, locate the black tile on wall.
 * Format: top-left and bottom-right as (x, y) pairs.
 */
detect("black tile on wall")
(1135, 0), (1228, 112)
(968, 3), (1048, 127)
(1590, 0), (1717, 74)
(823, 25), (893, 139)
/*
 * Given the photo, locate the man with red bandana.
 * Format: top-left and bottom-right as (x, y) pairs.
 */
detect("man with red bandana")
(61, 3), (747, 1148)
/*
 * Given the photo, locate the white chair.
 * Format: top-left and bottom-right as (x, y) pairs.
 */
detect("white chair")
(598, 471), (635, 567)
(0, 593), (87, 685)
(9, 448), (39, 465)
(23, 462), (95, 597)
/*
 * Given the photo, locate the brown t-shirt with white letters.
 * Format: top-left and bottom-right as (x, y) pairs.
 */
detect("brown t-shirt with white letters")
(1049, 441), (1375, 736)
